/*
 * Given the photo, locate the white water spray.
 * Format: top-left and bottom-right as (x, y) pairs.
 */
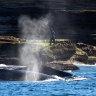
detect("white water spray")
(19, 14), (51, 81)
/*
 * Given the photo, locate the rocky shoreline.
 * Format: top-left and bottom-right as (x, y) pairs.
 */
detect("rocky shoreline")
(0, 36), (96, 80)
(0, 36), (96, 66)
(46, 61), (79, 70)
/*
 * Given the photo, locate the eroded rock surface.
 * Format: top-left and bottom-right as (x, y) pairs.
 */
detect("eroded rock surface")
(46, 61), (79, 70)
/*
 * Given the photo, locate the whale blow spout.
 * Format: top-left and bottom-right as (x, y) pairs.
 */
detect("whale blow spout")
(19, 14), (51, 81)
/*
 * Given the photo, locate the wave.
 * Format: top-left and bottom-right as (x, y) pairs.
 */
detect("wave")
(64, 70), (72, 72)
(0, 64), (7, 67)
(65, 76), (87, 82)
(43, 75), (87, 82)
(73, 61), (96, 66)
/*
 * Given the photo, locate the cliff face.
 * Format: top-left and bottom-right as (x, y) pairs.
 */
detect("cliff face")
(0, 0), (95, 3)
(0, 1), (96, 45)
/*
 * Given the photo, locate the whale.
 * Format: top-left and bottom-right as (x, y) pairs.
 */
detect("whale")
(0, 64), (76, 81)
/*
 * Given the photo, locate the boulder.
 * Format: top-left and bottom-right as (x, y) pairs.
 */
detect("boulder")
(72, 48), (88, 63)
(46, 61), (79, 70)
(87, 57), (96, 64)
(41, 41), (76, 62)
(76, 42), (96, 56)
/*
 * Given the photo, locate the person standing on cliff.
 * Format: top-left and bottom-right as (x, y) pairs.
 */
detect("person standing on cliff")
(50, 28), (55, 45)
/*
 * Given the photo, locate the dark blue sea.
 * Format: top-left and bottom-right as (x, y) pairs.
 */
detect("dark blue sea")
(0, 65), (96, 96)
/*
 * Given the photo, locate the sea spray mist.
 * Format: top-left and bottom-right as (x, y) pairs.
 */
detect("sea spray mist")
(18, 14), (51, 81)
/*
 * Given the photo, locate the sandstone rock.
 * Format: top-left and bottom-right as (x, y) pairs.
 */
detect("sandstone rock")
(76, 42), (96, 56)
(46, 61), (79, 70)
(41, 40), (76, 62)
(87, 57), (96, 64)
(72, 48), (88, 63)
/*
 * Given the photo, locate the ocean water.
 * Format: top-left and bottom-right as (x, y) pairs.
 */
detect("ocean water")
(0, 65), (96, 96)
